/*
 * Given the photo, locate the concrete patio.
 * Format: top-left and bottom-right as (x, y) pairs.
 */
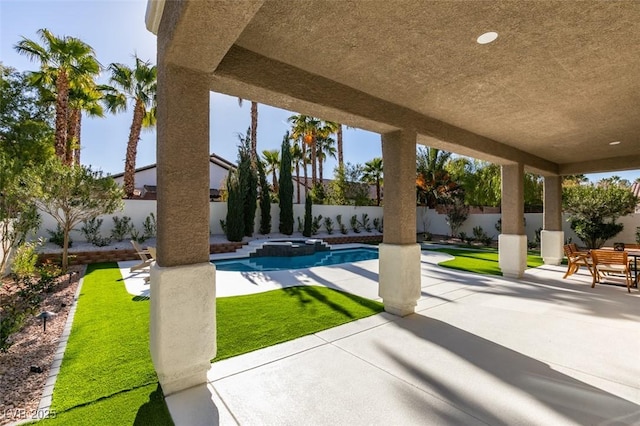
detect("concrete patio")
(120, 250), (640, 425)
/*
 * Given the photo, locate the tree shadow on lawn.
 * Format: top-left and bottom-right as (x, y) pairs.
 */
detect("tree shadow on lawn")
(282, 285), (382, 319)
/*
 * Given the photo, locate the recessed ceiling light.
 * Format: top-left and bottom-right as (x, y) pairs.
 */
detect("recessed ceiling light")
(477, 31), (498, 45)
(609, 141), (621, 145)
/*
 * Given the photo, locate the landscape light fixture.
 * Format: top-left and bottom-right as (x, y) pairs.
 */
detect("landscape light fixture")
(477, 31), (498, 45)
(609, 141), (621, 145)
(36, 311), (57, 332)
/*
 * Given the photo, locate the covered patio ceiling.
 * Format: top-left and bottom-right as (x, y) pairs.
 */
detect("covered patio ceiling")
(147, 0), (640, 176)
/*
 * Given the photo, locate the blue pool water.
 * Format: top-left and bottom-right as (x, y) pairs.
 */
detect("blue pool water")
(213, 248), (379, 272)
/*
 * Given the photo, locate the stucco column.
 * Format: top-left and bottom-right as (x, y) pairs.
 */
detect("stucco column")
(379, 130), (420, 316)
(151, 62), (216, 395)
(499, 163), (527, 278)
(541, 175), (564, 265)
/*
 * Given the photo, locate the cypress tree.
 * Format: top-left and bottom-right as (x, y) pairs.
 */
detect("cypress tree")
(225, 170), (245, 242)
(278, 132), (294, 235)
(258, 159), (272, 234)
(303, 192), (312, 237)
(238, 134), (257, 237)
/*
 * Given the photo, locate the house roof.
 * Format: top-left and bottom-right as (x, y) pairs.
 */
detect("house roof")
(108, 152), (236, 179)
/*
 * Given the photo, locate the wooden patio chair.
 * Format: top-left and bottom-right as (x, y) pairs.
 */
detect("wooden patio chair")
(590, 249), (632, 293)
(130, 240), (156, 272)
(562, 244), (593, 279)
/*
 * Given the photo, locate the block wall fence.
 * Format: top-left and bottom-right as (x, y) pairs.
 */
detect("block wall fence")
(33, 200), (640, 248)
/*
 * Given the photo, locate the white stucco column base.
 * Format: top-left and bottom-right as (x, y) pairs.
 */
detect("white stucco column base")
(540, 230), (564, 265)
(498, 234), (527, 279)
(378, 243), (421, 316)
(150, 262), (216, 396)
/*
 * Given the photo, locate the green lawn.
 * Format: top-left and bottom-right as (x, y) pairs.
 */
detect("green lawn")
(41, 263), (383, 424)
(432, 248), (544, 275)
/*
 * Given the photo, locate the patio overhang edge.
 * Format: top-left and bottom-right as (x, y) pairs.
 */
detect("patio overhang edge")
(560, 155), (640, 176)
(212, 45), (559, 175)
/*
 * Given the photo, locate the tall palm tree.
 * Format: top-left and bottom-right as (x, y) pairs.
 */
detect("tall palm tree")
(288, 114), (321, 184)
(66, 84), (104, 165)
(323, 121), (345, 169)
(101, 56), (157, 198)
(14, 28), (100, 162)
(316, 135), (336, 182)
(363, 157), (384, 206)
(237, 98), (258, 162)
(262, 149), (280, 193)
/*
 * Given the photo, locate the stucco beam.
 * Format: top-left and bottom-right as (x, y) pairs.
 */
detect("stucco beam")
(213, 46), (559, 174)
(157, 1), (264, 72)
(560, 155), (640, 176)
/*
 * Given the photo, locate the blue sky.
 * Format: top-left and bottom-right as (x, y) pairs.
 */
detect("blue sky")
(1, 0), (637, 183)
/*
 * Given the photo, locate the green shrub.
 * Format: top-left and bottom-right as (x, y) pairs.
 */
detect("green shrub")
(130, 228), (144, 243)
(297, 217), (304, 233)
(143, 213), (157, 240)
(48, 224), (71, 248)
(0, 304), (28, 353)
(350, 215), (360, 233)
(11, 240), (40, 278)
(38, 262), (62, 293)
(324, 217), (334, 234)
(336, 214), (348, 234)
(373, 217), (383, 233)
(111, 216), (133, 242)
(81, 218), (112, 247)
(360, 213), (372, 232)
(311, 215), (323, 235)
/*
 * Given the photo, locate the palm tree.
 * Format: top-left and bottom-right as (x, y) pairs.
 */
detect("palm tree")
(363, 157), (384, 206)
(288, 114), (321, 184)
(416, 147), (455, 208)
(237, 98), (258, 162)
(101, 55), (157, 198)
(323, 121), (345, 169)
(66, 84), (104, 165)
(14, 28), (100, 162)
(262, 149), (280, 193)
(316, 135), (336, 182)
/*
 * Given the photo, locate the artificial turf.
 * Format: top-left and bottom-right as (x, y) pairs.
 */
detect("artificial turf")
(216, 285), (384, 361)
(40, 263), (383, 424)
(433, 248), (544, 275)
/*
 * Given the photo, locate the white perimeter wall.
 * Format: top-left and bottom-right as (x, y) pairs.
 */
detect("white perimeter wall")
(33, 200), (640, 247)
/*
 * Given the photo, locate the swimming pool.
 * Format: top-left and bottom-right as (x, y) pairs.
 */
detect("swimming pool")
(213, 247), (379, 272)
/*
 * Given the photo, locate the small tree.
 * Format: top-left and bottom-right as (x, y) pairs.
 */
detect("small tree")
(563, 183), (637, 248)
(279, 132), (294, 235)
(35, 160), (123, 270)
(257, 160), (272, 235)
(444, 195), (469, 237)
(303, 193), (312, 237)
(225, 170), (245, 242)
(237, 132), (257, 237)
